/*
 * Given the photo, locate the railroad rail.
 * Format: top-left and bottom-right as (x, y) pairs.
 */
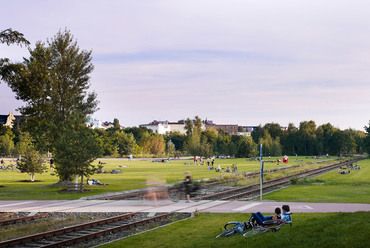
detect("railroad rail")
(0, 212), (180, 248)
(196, 157), (365, 201)
(97, 157), (364, 202)
(0, 213), (49, 226)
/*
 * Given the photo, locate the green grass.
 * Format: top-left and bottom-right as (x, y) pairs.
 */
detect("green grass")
(0, 156), (334, 200)
(100, 212), (370, 248)
(263, 158), (370, 203)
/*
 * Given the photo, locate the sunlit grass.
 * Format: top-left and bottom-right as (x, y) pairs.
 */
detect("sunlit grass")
(0, 156), (340, 200)
(99, 212), (370, 248)
(263, 158), (370, 203)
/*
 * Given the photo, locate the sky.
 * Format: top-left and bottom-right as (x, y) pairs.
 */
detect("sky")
(1, 0), (369, 131)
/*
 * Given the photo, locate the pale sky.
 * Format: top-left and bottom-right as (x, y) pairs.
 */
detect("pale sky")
(1, 0), (369, 131)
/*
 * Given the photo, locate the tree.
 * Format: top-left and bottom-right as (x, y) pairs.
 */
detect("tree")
(193, 116), (202, 135)
(0, 134), (14, 156)
(3, 29), (98, 153)
(14, 131), (34, 157)
(141, 134), (165, 155)
(263, 122), (282, 140)
(236, 135), (256, 158)
(54, 126), (102, 182)
(298, 121), (317, 155)
(16, 148), (44, 182)
(165, 131), (186, 152)
(113, 118), (121, 130)
(364, 121), (370, 155)
(117, 132), (136, 156)
(184, 118), (194, 136)
(0, 126), (15, 156)
(2, 30), (98, 182)
(184, 131), (201, 156)
(166, 140), (176, 155)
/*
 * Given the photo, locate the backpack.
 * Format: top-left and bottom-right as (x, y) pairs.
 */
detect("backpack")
(234, 222), (245, 234)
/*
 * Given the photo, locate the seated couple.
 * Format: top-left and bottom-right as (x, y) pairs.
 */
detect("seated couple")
(251, 205), (291, 226)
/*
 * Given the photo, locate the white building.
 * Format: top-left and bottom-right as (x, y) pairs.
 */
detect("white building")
(87, 117), (104, 129)
(140, 121), (171, 134)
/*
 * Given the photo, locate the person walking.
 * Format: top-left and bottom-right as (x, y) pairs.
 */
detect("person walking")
(184, 174), (193, 203)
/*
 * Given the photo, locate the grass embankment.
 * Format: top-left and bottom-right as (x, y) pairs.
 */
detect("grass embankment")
(100, 158), (370, 248)
(100, 212), (370, 248)
(263, 158), (370, 204)
(0, 156), (339, 200)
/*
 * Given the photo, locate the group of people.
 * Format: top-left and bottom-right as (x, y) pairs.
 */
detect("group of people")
(251, 205), (291, 225)
(338, 167), (351, 174)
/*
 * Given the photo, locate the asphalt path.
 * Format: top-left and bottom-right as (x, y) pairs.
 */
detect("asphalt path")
(1, 200), (369, 213)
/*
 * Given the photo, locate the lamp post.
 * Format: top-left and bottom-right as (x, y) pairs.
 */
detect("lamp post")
(260, 144), (263, 201)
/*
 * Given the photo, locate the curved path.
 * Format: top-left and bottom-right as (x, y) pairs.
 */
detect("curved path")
(0, 200), (369, 214)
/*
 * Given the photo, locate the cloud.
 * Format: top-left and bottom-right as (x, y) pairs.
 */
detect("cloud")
(1, 0), (370, 130)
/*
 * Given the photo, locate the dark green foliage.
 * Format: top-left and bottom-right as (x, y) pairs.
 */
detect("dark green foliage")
(14, 131), (34, 156)
(4, 29), (98, 153)
(364, 121), (370, 154)
(0, 28), (30, 47)
(124, 126), (152, 144)
(165, 131), (185, 151)
(2, 29), (99, 182)
(117, 132), (136, 156)
(54, 126), (102, 181)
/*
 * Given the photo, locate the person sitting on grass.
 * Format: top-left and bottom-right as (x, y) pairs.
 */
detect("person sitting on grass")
(272, 207), (281, 220)
(281, 205), (291, 222)
(87, 179), (109, 185)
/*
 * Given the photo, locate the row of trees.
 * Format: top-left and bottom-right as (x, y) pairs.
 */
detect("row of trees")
(2, 117), (368, 162)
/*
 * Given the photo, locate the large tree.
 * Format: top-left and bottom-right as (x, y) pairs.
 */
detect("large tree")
(2, 30), (99, 181)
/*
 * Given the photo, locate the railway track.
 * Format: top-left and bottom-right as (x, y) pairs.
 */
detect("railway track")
(0, 213), (49, 226)
(96, 157), (364, 202)
(195, 157), (365, 201)
(0, 212), (190, 248)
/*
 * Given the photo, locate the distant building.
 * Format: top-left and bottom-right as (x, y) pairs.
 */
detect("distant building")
(238, 132), (251, 136)
(0, 111), (26, 128)
(140, 119), (243, 135)
(87, 117), (104, 129)
(140, 120), (171, 134)
(241, 126), (258, 132)
(205, 124), (238, 135)
(87, 117), (123, 129)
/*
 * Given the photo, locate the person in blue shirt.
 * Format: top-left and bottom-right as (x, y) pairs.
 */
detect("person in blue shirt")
(281, 205), (292, 222)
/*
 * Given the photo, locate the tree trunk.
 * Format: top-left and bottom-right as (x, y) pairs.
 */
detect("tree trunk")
(31, 173), (34, 182)
(81, 174), (84, 191)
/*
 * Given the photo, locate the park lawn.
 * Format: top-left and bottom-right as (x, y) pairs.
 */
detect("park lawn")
(0, 156), (338, 200)
(263, 158), (370, 204)
(99, 212), (370, 248)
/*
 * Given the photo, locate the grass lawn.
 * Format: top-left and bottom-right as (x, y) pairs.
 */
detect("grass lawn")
(100, 212), (370, 248)
(263, 158), (370, 204)
(0, 156), (336, 200)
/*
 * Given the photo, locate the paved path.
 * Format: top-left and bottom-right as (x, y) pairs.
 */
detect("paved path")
(1, 200), (369, 213)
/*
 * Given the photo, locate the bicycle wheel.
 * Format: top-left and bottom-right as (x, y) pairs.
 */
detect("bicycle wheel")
(216, 228), (237, 238)
(243, 227), (268, 238)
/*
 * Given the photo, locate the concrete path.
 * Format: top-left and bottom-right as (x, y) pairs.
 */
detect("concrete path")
(1, 200), (369, 213)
